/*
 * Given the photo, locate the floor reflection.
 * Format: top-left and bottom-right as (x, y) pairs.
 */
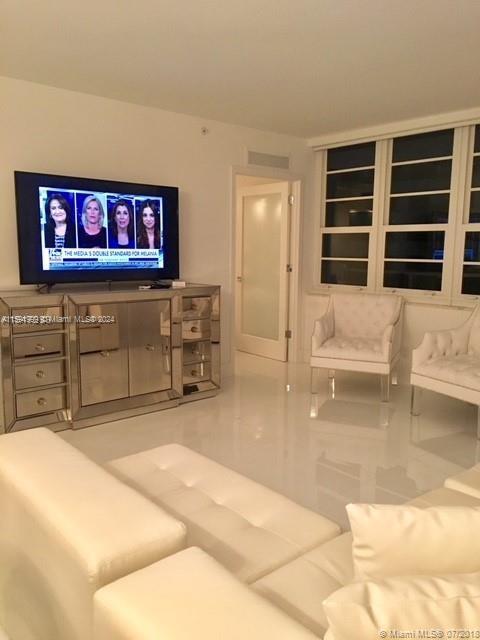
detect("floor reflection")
(62, 353), (480, 529)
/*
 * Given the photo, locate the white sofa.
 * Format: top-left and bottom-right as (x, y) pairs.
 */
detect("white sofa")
(2, 428), (480, 639)
(311, 293), (403, 402)
(411, 304), (480, 438)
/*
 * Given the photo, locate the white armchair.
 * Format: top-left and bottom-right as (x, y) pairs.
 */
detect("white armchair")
(311, 293), (403, 402)
(411, 304), (480, 438)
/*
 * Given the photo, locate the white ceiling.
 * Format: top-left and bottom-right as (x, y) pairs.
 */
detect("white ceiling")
(2, 0), (480, 138)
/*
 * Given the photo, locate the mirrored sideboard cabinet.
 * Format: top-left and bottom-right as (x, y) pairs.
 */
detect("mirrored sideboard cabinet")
(0, 284), (220, 433)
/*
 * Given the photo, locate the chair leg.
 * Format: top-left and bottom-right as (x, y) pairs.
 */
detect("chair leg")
(391, 370), (398, 386)
(411, 386), (422, 416)
(327, 369), (335, 399)
(310, 367), (317, 395)
(310, 368), (319, 418)
(380, 374), (390, 403)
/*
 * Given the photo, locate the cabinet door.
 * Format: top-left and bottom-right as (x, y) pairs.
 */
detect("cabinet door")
(128, 300), (171, 396)
(78, 303), (129, 406)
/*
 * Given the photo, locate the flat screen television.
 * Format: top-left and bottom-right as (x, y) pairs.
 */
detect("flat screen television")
(14, 171), (179, 285)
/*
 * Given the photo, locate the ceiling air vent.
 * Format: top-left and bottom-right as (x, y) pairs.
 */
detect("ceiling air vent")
(247, 150), (290, 170)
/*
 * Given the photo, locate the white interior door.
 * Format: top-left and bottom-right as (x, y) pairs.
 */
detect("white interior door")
(235, 182), (290, 361)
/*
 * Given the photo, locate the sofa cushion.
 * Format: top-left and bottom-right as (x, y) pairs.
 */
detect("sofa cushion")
(347, 503), (480, 580)
(331, 293), (401, 340)
(445, 463), (480, 499)
(323, 572), (480, 640)
(0, 428), (186, 640)
(107, 444), (341, 583)
(252, 532), (353, 638)
(312, 336), (386, 362)
(94, 547), (318, 640)
(412, 354), (480, 391)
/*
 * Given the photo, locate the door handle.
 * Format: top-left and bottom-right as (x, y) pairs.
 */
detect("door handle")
(145, 344), (155, 351)
(236, 276), (243, 282)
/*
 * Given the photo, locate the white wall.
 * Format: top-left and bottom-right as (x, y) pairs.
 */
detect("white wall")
(0, 76), (313, 370)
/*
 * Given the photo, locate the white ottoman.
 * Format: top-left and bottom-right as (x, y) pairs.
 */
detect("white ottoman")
(107, 444), (341, 583)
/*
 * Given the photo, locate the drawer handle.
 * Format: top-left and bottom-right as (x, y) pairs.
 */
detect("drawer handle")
(145, 344), (155, 351)
(35, 370), (46, 379)
(35, 344), (46, 352)
(100, 350), (110, 358)
(190, 326), (199, 333)
(37, 397), (47, 407)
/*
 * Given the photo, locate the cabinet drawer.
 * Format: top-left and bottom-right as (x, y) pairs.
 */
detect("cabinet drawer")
(16, 386), (66, 418)
(183, 341), (211, 365)
(13, 333), (64, 359)
(182, 320), (210, 341)
(15, 360), (65, 390)
(11, 306), (64, 333)
(182, 297), (211, 319)
(183, 362), (211, 384)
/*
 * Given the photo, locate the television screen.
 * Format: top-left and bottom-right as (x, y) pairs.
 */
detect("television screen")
(14, 171), (179, 284)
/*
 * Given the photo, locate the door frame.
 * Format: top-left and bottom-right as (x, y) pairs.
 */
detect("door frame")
(230, 165), (303, 363)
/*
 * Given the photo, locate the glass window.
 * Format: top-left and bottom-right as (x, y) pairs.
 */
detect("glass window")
(320, 143), (376, 286)
(322, 233), (369, 259)
(383, 129), (453, 294)
(461, 125), (480, 296)
(326, 169), (374, 199)
(326, 199), (373, 227)
(327, 142), (375, 171)
(321, 260), (368, 286)
(392, 130), (454, 163)
(469, 191), (480, 224)
(391, 160), (452, 194)
(389, 194), (449, 225)
(385, 231), (445, 260)
(462, 265), (480, 295)
(383, 262), (443, 291)
(471, 157), (480, 189)
(464, 232), (480, 262)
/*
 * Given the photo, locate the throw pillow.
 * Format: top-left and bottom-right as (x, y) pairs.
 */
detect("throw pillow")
(323, 572), (480, 640)
(347, 503), (480, 579)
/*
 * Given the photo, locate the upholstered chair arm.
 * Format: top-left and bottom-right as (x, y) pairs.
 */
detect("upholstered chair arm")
(381, 311), (403, 360)
(312, 305), (334, 351)
(412, 325), (470, 369)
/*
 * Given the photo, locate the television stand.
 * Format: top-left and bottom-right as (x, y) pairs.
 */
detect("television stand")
(0, 284), (220, 433)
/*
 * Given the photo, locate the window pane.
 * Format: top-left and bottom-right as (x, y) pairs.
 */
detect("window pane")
(323, 233), (369, 258)
(464, 232), (480, 262)
(327, 142), (376, 171)
(384, 262), (443, 290)
(469, 191), (480, 223)
(392, 129), (454, 163)
(472, 157), (480, 188)
(322, 260), (367, 286)
(391, 160), (452, 193)
(385, 231), (445, 260)
(462, 265), (480, 295)
(475, 125), (480, 153)
(326, 169), (374, 199)
(326, 199), (373, 227)
(389, 194), (449, 225)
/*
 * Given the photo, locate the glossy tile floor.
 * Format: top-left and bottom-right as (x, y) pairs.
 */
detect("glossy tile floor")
(61, 352), (480, 529)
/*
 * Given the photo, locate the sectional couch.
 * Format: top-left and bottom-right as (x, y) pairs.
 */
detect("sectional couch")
(1, 427), (480, 639)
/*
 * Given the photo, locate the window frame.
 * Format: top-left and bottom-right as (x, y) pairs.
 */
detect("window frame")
(314, 124), (480, 306)
(315, 143), (380, 292)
